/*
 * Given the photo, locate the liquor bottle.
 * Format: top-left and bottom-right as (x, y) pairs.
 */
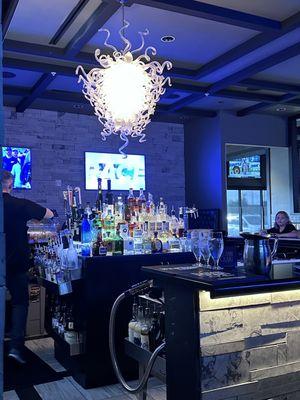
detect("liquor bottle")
(178, 207), (185, 237)
(81, 214), (92, 256)
(149, 311), (160, 352)
(67, 238), (79, 268)
(158, 197), (167, 221)
(133, 227), (143, 255)
(65, 306), (75, 332)
(127, 188), (135, 213)
(133, 304), (144, 346)
(112, 229), (123, 255)
(142, 222), (152, 254)
(103, 207), (115, 233)
(140, 306), (151, 351)
(146, 193), (155, 215)
(84, 202), (92, 218)
(151, 231), (163, 253)
(137, 188), (146, 213)
(122, 226), (135, 255)
(92, 232), (101, 256)
(95, 178), (103, 212)
(115, 195), (124, 225)
(52, 301), (60, 331)
(170, 206), (178, 233)
(105, 179), (114, 206)
(103, 231), (113, 256)
(128, 300), (138, 343)
(169, 233), (181, 253)
(159, 221), (170, 252)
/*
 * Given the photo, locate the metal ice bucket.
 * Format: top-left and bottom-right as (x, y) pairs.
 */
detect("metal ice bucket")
(240, 232), (278, 276)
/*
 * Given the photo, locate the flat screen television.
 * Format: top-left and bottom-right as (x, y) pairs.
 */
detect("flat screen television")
(227, 154), (266, 190)
(85, 152), (146, 190)
(2, 146), (32, 189)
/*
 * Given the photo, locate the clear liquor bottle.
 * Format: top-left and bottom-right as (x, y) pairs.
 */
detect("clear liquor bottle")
(133, 226), (143, 255)
(142, 222), (152, 254)
(140, 306), (151, 351)
(137, 188), (146, 213)
(133, 304), (144, 346)
(128, 300), (138, 343)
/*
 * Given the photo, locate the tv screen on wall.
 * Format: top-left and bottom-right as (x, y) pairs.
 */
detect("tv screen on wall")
(228, 155), (261, 179)
(227, 154), (266, 190)
(2, 146), (32, 189)
(85, 152), (146, 190)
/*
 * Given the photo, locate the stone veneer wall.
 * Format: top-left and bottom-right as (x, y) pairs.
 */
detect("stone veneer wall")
(200, 289), (300, 400)
(3, 106), (185, 218)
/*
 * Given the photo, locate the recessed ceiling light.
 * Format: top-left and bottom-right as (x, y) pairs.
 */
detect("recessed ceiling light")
(161, 35), (175, 43)
(3, 71), (16, 79)
(276, 106), (287, 112)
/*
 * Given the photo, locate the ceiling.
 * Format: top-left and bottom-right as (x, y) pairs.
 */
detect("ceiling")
(2, 0), (300, 120)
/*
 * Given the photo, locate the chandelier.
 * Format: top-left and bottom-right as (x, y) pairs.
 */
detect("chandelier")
(76, 2), (172, 155)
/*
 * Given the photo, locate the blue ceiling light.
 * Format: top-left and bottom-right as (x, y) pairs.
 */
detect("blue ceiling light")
(276, 106), (287, 112)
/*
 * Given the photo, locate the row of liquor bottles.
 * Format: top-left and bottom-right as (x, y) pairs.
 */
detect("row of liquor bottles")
(47, 295), (83, 348)
(128, 297), (165, 353)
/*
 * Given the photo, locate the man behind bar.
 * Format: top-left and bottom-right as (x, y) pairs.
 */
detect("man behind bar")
(2, 170), (53, 363)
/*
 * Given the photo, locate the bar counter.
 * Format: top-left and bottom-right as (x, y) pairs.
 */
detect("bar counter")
(39, 252), (196, 388)
(143, 262), (300, 400)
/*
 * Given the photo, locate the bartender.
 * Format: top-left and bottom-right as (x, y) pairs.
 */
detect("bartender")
(265, 211), (297, 237)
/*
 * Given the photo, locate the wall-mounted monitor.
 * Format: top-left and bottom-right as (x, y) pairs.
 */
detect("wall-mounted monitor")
(227, 154), (266, 190)
(2, 146), (32, 189)
(85, 152), (146, 190)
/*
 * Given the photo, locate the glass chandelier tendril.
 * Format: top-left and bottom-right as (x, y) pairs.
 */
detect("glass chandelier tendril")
(76, 2), (172, 155)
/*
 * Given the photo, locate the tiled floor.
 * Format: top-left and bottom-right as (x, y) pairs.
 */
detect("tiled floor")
(4, 337), (166, 400)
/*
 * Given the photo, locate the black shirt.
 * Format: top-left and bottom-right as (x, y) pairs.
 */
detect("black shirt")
(3, 156), (18, 172)
(3, 193), (46, 275)
(267, 224), (297, 235)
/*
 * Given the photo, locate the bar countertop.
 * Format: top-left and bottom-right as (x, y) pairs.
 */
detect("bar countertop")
(142, 262), (300, 298)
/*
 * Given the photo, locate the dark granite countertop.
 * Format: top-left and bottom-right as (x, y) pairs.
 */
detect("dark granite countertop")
(142, 262), (300, 298)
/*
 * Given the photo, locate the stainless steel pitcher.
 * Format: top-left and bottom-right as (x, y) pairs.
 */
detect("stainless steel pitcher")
(240, 232), (278, 275)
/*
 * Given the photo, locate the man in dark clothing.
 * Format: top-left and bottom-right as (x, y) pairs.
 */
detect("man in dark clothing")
(2, 147), (17, 172)
(2, 170), (53, 363)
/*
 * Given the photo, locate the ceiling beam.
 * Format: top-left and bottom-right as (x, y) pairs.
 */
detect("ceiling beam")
(3, 56), (77, 75)
(49, 0), (90, 45)
(133, 0), (281, 32)
(236, 94), (300, 116)
(4, 85), (217, 118)
(170, 81), (296, 104)
(169, 41), (300, 111)
(193, 11), (300, 80)
(12, 0), (124, 112)
(238, 78), (300, 95)
(63, 0), (122, 57)
(15, 73), (57, 112)
(5, 57), (300, 108)
(2, 0), (19, 39)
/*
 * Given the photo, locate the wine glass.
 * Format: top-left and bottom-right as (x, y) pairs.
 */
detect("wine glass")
(192, 239), (201, 264)
(209, 232), (224, 270)
(199, 238), (211, 267)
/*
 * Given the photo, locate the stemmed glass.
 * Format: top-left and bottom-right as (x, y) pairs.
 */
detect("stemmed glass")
(192, 239), (202, 264)
(199, 238), (211, 267)
(209, 232), (224, 270)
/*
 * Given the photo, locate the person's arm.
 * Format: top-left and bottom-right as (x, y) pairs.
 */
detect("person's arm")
(43, 208), (54, 219)
(275, 231), (300, 238)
